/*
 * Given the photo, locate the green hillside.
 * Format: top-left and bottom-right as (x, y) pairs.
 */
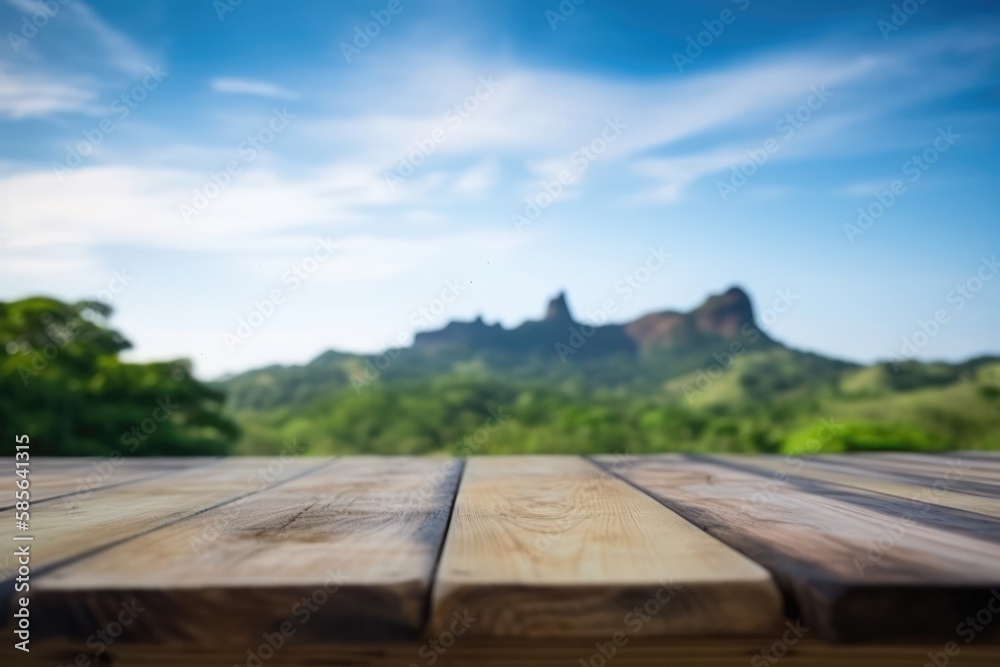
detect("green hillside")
(221, 291), (1000, 457)
(6, 292), (996, 457)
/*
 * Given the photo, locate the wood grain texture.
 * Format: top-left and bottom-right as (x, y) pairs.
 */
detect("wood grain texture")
(0, 457), (324, 587)
(805, 455), (1000, 502)
(0, 457), (215, 511)
(432, 456), (782, 639)
(720, 455), (1000, 520)
(841, 452), (1000, 475)
(595, 454), (1000, 643)
(817, 454), (1000, 499)
(29, 457), (462, 643)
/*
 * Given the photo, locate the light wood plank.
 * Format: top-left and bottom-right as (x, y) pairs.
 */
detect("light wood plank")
(597, 454), (1000, 643)
(0, 457), (325, 586)
(432, 456), (782, 639)
(30, 457), (461, 643)
(0, 457), (216, 510)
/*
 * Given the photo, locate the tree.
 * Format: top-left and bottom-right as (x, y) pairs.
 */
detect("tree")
(0, 297), (238, 455)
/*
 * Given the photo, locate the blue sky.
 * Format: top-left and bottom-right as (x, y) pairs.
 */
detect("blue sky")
(1, 0), (998, 378)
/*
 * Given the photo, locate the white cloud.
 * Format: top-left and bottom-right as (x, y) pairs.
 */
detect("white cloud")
(211, 78), (299, 100)
(450, 160), (499, 196)
(298, 26), (998, 205)
(0, 1), (153, 120)
(5, 0), (150, 74)
(66, 1), (149, 74)
(0, 65), (96, 118)
(631, 147), (749, 203)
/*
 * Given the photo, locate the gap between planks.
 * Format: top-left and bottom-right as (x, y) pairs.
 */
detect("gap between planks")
(594, 453), (1000, 643)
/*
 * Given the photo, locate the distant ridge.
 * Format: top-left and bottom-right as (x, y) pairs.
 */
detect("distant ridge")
(411, 285), (772, 358)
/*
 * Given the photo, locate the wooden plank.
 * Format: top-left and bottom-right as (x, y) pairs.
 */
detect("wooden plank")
(813, 455), (1000, 500)
(9, 640), (1000, 667)
(846, 453), (1000, 481)
(432, 456), (782, 639)
(850, 452), (1000, 473)
(877, 452), (1000, 468)
(29, 457), (462, 643)
(596, 454), (1000, 643)
(0, 457), (325, 586)
(957, 450), (1000, 460)
(721, 455), (1000, 520)
(0, 457), (216, 510)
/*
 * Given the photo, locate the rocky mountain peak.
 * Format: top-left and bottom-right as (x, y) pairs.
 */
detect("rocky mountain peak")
(544, 291), (574, 322)
(692, 286), (755, 338)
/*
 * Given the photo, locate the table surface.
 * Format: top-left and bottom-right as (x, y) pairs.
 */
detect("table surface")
(3, 452), (1000, 665)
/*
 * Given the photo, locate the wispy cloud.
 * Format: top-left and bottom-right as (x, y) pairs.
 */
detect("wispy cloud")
(0, 66), (96, 118)
(66, 1), (150, 74)
(1, 4), (998, 374)
(0, 0), (152, 119)
(450, 160), (499, 196)
(211, 78), (298, 100)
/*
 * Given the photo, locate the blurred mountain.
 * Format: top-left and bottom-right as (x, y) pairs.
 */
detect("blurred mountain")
(219, 286), (1000, 456)
(222, 286), (834, 410)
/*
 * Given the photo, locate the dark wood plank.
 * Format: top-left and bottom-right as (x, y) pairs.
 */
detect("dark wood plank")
(595, 454), (1000, 643)
(814, 454), (1000, 500)
(7, 639), (1000, 667)
(724, 455), (1000, 521)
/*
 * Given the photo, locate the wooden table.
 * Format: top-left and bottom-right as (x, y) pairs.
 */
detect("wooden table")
(3, 453), (1000, 666)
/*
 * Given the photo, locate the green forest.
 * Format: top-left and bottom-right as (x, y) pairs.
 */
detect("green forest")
(3, 296), (1000, 457)
(1, 298), (238, 455)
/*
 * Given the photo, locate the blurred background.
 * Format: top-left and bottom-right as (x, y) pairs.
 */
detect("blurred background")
(1, 0), (999, 456)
